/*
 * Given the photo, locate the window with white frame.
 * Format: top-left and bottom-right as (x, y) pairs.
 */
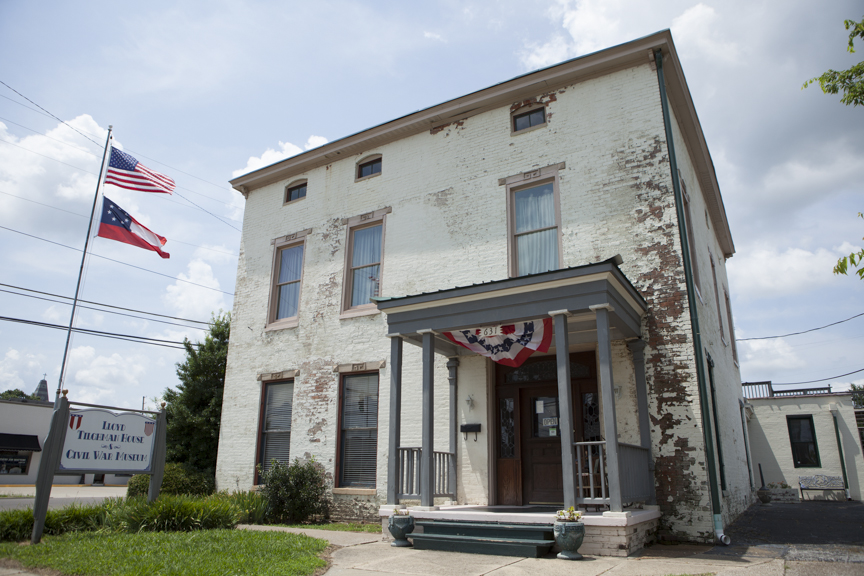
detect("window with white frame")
(356, 155), (382, 181)
(502, 163), (564, 277)
(338, 372), (378, 487)
(268, 229), (310, 328)
(258, 380), (294, 476)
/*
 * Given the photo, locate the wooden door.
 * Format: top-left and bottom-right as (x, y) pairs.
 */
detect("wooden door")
(521, 386), (564, 505)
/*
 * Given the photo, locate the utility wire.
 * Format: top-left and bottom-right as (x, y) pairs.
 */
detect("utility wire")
(0, 282), (211, 325)
(0, 115), (97, 155)
(0, 80), (102, 147)
(0, 315), (192, 350)
(736, 312), (864, 341)
(0, 224), (235, 296)
(0, 188), (237, 256)
(772, 367), (864, 386)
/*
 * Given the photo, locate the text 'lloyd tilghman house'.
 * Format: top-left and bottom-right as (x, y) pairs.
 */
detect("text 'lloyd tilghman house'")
(216, 31), (755, 554)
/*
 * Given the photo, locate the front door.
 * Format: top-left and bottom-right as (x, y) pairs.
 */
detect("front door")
(495, 352), (597, 506)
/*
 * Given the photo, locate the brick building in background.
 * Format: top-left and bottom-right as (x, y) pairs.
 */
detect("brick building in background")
(217, 30), (753, 554)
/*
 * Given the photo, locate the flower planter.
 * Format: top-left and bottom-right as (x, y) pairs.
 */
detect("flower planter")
(388, 515), (415, 547)
(756, 489), (772, 505)
(553, 521), (585, 560)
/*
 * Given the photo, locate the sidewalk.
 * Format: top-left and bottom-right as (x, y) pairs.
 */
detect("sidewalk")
(0, 486), (127, 498)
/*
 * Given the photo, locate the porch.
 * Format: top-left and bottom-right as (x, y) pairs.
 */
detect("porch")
(375, 258), (657, 524)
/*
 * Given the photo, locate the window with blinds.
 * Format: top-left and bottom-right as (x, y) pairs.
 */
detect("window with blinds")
(258, 381), (294, 475)
(339, 373), (378, 487)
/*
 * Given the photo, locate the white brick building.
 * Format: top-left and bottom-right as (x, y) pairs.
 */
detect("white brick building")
(217, 31), (753, 552)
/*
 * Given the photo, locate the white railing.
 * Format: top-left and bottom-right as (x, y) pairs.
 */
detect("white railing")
(574, 441), (608, 506)
(396, 447), (455, 500)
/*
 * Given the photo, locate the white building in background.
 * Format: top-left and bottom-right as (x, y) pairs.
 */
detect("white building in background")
(216, 30), (752, 553)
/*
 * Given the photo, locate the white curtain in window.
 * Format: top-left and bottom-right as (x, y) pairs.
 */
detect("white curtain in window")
(276, 245), (303, 319)
(515, 183), (557, 275)
(351, 225), (382, 306)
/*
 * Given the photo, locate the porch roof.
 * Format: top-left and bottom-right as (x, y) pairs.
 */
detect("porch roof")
(376, 257), (647, 356)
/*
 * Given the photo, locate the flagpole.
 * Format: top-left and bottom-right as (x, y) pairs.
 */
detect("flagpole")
(55, 126), (113, 406)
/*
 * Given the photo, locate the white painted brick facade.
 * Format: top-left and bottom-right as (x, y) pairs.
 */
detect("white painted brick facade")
(217, 59), (749, 542)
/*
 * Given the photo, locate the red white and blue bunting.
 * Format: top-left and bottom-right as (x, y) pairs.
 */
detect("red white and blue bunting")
(442, 318), (553, 368)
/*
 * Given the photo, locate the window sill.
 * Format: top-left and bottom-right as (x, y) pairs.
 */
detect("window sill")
(339, 307), (380, 320)
(282, 196), (307, 207)
(510, 122), (547, 137)
(264, 318), (299, 332)
(332, 487), (376, 496)
(354, 172), (381, 184)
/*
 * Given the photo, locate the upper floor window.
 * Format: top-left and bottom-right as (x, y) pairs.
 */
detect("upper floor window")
(267, 229), (311, 329)
(680, 175), (701, 295)
(512, 107), (546, 133)
(285, 181), (307, 204)
(340, 207), (390, 316)
(787, 415), (820, 468)
(501, 163), (564, 277)
(724, 289), (738, 363)
(356, 155), (382, 181)
(710, 252), (725, 343)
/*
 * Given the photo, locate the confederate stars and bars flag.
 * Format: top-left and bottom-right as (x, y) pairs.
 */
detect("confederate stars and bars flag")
(97, 197), (170, 259)
(105, 146), (175, 194)
(443, 318), (553, 368)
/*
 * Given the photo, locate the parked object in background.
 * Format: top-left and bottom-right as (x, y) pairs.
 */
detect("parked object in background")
(798, 475), (846, 501)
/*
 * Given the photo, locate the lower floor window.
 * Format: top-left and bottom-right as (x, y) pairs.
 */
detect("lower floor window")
(258, 381), (294, 475)
(339, 373), (378, 487)
(787, 415), (820, 468)
(0, 453), (30, 474)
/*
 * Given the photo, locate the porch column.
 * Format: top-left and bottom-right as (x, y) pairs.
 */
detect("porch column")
(419, 329), (435, 507)
(550, 310), (577, 510)
(386, 335), (403, 505)
(447, 357), (459, 500)
(627, 338), (656, 505)
(591, 304), (623, 512)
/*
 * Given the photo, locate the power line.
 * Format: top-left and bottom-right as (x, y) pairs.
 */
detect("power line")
(772, 367), (864, 386)
(0, 224), (235, 296)
(0, 315), (192, 350)
(0, 115), (99, 156)
(737, 312), (864, 341)
(0, 80), (102, 147)
(174, 191), (241, 232)
(0, 188), (237, 256)
(0, 282), (211, 325)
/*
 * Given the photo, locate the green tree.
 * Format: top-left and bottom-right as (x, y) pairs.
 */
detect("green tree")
(833, 212), (864, 280)
(163, 312), (230, 478)
(851, 383), (864, 408)
(803, 17), (864, 106)
(0, 388), (39, 401)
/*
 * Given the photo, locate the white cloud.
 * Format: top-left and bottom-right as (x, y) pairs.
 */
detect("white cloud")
(42, 305), (65, 323)
(0, 348), (47, 392)
(670, 4), (739, 63)
(193, 244), (235, 266)
(232, 135), (329, 177)
(739, 339), (807, 373)
(163, 259), (226, 320)
(424, 31), (446, 42)
(728, 245), (849, 298)
(67, 346), (147, 404)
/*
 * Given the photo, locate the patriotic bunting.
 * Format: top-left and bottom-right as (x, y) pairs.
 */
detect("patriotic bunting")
(443, 318), (553, 367)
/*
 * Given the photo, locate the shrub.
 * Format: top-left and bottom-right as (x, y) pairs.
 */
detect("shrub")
(217, 490), (268, 525)
(258, 459), (330, 524)
(104, 494), (237, 532)
(0, 503), (107, 542)
(127, 463), (215, 498)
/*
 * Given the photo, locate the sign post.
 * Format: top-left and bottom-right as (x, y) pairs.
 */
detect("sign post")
(30, 391), (167, 544)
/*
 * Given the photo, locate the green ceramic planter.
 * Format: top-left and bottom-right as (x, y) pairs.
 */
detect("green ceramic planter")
(388, 515), (415, 547)
(554, 521), (585, 560)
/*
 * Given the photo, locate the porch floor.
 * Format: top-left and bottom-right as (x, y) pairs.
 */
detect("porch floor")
(380, 504), (660, 527)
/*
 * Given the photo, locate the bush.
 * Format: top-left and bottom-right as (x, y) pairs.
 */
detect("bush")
(258, 459), (330, 524)
(0, 502), (108, 542)
(104, 494), (237, 532)
(127, 463), (215, 498)
(217, 490), (268, 525)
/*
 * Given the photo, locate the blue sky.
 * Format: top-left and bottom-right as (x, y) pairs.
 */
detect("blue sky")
(1, 0), (861, 408)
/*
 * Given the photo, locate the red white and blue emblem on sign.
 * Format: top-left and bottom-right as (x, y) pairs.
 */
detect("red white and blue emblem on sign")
(143, 421), (155, 437)
(443, 318), (553, 367)
(69, 414), (83, 430)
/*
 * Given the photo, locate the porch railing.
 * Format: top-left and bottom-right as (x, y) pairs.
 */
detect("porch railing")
(396, 447), (455, 500)
(618, 442), (652, 503)
(574, 441), (607, 506)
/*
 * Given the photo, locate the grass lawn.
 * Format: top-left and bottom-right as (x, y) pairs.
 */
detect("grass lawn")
(0, 529), (328, 576)
(279, 521), (381, 533)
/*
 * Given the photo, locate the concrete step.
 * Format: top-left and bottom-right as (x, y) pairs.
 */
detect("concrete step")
(410, 532), (555, 557)
(415, 520), (554, 541)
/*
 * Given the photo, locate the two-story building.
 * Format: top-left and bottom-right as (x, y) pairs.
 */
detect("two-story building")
(216, 30), (753, 554)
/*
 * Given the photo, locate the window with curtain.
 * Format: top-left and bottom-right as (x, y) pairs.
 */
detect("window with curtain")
(339, 373), (378, 487)
(348, 224), (382, 308)
(787, 415), (820, 468)
(258, 381), (294, 476)
(273, 244), (304, 321)
(513, 182), (559, 276)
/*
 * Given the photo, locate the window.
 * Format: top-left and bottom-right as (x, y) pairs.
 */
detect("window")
(285, 181), (307, 204)
(268, 229), (310, 328)
(724, 290), (738, 362)
(502, 163), (564, 277)
(680, 176), (701, 294)
(787, 415), (821, 468)
(710, 252), (725, 342)
(512, 107), (546, 133)
(356, 155), (382, 181)
(338, 373), (378, 487)
(258, 380), (294, 476)
(341, 208), (390, 315)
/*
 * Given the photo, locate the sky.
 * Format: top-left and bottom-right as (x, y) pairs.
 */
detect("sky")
(0, 0), (861, 409)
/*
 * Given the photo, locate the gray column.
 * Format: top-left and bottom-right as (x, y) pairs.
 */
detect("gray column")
(387, 336), (403, 504)
(420, 330), (435, 507)
(627, 338), (656, 505)
(592, 304), (623, 512)
(550, 311), (577, 510)
(447, 357), (459, 500)
(32, 394), (70, 544)
(147, 405), (168, 502)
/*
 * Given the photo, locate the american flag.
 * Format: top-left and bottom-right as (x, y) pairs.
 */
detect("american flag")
(105, 147), (175, 194)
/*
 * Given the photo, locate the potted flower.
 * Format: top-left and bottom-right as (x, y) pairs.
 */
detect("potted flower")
(387, 508), (414, 547)
(553, 506), (585, 560)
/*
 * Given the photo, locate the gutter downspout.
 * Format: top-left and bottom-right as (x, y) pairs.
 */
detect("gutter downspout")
(654, 48), (729, 546)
